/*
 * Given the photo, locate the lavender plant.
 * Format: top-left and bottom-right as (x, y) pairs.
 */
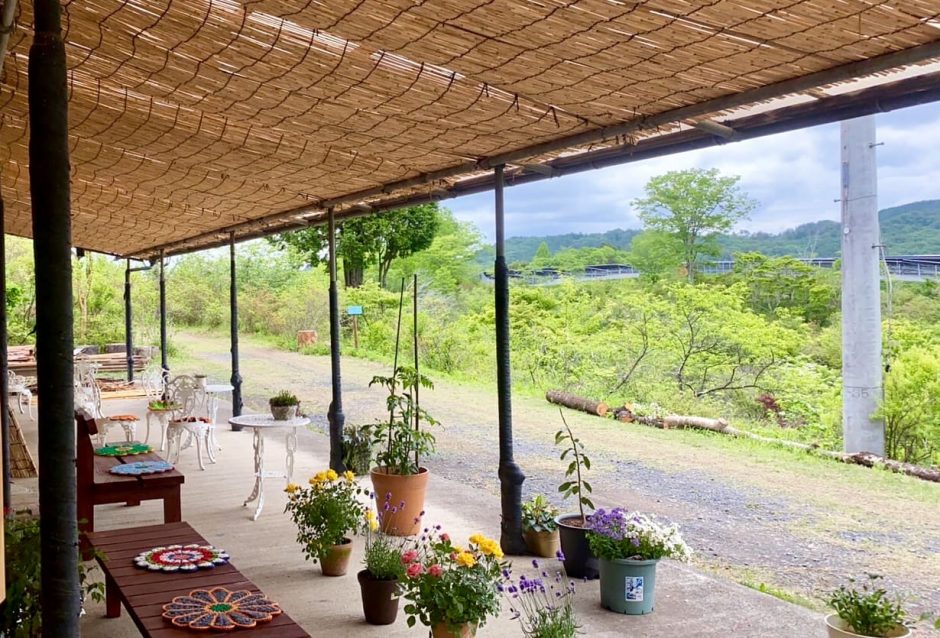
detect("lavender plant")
(501, 553), (580, 638)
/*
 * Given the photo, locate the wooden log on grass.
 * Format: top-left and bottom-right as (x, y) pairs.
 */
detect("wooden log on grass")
(546, 390), (608, 417)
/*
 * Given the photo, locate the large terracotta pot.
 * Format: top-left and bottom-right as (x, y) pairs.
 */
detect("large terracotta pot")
(825, 614), (911, 638)
(523, 528), (561, 558)
(370, 467), (429, 536)
(318, 538), (353, 576)
(555, 514), (598, 579)
(431, 622), (477, 638)
(357, 570), (400, 625)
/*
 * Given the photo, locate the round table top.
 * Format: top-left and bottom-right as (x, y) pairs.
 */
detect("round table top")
(204, 384), (234, 393)
(227, 414), (310, 429)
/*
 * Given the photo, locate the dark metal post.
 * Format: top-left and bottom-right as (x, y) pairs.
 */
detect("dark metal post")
(29, 1), (81, 632)
(0, 197), (10, 514)
(494, 165), (526, 554)
(124, 259), (134, 382)
(159, 249), (169, 394)
(326, 208), (345, 472)
(229, 233), (244, 425)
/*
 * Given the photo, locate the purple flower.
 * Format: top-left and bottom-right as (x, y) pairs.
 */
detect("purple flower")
(555, 549), (566, 561)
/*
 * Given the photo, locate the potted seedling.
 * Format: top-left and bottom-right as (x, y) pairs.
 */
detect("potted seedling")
(553, 409), (598, 579)
(522, 495), (561, 558)
(269, 390), (300, 421)
(826, 575), (911, 638)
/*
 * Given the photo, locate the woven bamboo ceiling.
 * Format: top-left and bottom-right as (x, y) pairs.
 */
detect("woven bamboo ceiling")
(2, 1), (940, 258)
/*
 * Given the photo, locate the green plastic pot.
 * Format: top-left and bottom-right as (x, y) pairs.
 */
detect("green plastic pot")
(598, 557), (659, 615)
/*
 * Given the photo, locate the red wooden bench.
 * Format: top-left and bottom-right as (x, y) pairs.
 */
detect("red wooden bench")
(76, 409), (184, 551)
(85, 521), (310, 637)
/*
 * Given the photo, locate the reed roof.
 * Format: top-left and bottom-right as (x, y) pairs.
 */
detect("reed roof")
(2, 0), (940, 257)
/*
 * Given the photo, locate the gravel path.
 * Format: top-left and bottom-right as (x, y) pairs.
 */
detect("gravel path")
(175, 331), (940, 630)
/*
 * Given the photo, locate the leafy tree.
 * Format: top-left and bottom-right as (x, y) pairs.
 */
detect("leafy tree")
(633, 168), (756, 281)
(732, 252), (839, 325)
(531, 241), (552, 268)
(389, 210), (482, 295)
(875, 346), (940, 464)
(274, 204), (440, 288)
(627, 230), (684, 283)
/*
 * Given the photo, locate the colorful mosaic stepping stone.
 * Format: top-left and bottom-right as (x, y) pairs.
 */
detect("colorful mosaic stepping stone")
(134, 544), (230, 572)
(162, 587), (281, 631)
(109, 460), (174, 476)
(94, 442), (152, 457)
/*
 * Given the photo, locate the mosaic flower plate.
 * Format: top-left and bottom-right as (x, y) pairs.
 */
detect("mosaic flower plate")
(134, 544), (230, 572)
(162, 587), (281, 631)
(94, 442), (152, 457)
(109, 460), (174, 476)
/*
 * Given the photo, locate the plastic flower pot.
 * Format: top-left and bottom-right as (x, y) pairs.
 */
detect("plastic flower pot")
(357, 570), (400, 625)
(370, 467), (429, 536)
(431, 622), (477, 638)
(598, 557), (659, 615)
(523, 528), (561, 558)
(824, 614), (911, 638)
(555, 514), (599, 579)
(318, 538), (353, 577)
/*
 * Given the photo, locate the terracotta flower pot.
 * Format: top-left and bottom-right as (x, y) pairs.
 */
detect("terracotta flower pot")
(318, 538), (353, 576)
(357, 570), (400, 625)
(555, 514), (599, 579)
(523, 528), (561, 558)
(370, 467), (429, 536)
(431, 621), (477, 638)
(825, 614), (911, 638)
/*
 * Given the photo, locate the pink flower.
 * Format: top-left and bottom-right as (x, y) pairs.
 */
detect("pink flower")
(440, 533), (450, 542)
(401, 550), (419, 565)
(406, 563), (424, 579)
(428, 564), (443, 578)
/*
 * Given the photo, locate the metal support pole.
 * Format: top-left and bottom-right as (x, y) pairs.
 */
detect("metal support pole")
(159, 250), (169, 395)
(494, 165), (526, 554)
(124, 259), (134, 382)
(29, 0), (80, 631)
(326, 208), (345, 472)
(229, 233), (244, 425)
(0, 197), (10, 514)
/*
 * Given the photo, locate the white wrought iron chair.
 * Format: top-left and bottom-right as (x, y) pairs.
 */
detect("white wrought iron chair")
(8, 370), (33, 419)
(140, 366), (172, 449)
(165, 375), (215, 471)
(78, 375), (139, 448)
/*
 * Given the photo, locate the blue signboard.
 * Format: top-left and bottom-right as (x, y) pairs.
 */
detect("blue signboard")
(347, 305), (363, 316)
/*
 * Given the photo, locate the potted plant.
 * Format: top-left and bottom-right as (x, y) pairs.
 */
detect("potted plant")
(358, 492), (406, 625)
(283, 469), (366, 576)
(553, 410), (598, 579)
(368, 366), (438, 536)
(521, 495), (561, 558)
(501, 554), (579, 638)
(399, 529), (506, 638)
(586, 508), (691, 615)
(826, 575), (911, 638)
(269, 390), (299, 421)
(343, 424), (374, 475)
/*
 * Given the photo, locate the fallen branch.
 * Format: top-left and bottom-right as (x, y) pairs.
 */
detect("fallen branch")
(546, 390), (608, 417)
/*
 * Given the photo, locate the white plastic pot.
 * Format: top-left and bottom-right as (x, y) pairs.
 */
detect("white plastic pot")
(825, 614), (911, 638)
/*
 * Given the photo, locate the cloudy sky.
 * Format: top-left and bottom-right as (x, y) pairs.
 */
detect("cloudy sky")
(448, 102), (940, 242)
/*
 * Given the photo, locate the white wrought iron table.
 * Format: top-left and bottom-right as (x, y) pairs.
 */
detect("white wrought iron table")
(227, 413), (309, 521)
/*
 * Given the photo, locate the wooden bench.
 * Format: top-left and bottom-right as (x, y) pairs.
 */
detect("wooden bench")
(76, 409), (184, 551)
(85, 522), (310, 637)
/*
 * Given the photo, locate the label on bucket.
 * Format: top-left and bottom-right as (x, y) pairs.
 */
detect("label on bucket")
(624, 576), (644, 601)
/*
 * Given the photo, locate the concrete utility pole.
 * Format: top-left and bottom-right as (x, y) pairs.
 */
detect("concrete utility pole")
(840, 115), (884, 455)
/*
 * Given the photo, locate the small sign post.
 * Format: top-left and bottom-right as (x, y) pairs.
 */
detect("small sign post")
(347, 306), (363, 349)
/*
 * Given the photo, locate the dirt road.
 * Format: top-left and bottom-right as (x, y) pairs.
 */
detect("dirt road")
(174, 331), (940, 626)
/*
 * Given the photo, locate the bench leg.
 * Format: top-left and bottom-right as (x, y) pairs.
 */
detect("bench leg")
(105, 572), (121, 618)
(164, 489), (182, 523)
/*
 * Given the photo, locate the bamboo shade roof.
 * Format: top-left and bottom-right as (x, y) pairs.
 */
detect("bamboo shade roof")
(1, 0), (940, 257)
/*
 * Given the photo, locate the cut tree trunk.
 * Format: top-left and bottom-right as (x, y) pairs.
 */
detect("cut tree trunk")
(546, 390), (608, 417)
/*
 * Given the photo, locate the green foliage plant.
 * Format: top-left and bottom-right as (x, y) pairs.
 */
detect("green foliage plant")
(399, 529), (506, 633)
(362, 493), (405, 580)
(369, 366), (439, 475)
(554, 410), (593, 525)
(342, 424), (375, 475)
(284, 470), (367, 563)
(521, 495), (560, 533)
(269, 390), (299, 407)
(2, 512), (105, 637)
(875, 346), (940, 464)
(829, 575), (907, 637)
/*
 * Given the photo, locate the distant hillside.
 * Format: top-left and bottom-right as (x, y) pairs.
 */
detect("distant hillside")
(497, 199), (940, 263)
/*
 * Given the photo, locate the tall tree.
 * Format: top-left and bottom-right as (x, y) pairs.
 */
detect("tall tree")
(273, 204), (440, 288)
(627, 230), (684, 283)
(633, 168), (756, 282)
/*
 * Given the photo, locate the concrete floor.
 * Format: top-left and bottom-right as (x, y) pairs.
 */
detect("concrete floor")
(10, 397), (826, 637)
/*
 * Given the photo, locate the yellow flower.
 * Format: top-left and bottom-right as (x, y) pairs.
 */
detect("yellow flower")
(369, 520), (379, 532)
(343, 470), (356, 483)
(365, 509), (377, 522)
(285, 483), (300, 494)
(479, 538), (504, 559)
(326, 469), (339, 482)
(455, 552), (476, 568)
(468, 533), (485, 546)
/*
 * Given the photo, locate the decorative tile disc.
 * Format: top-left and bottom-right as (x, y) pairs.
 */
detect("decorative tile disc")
(135, 544), (230, 572)
(94, 442), (152, 457)
(162, 587), (281, 631)
(110, 460), (174, 476)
